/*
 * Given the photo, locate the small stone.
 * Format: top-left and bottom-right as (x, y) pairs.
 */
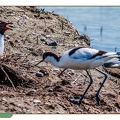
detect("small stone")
(56, 111), (60, 114)
(53, 68), (59, 71)
(74, 44), (79, 47)
(33, 99), (41, 104)
(14, 52), (24, 57)
(48, 88), (53, 92)
(34, 13), (40, 18)
(30, 89), (36, 92)
(45, 40), (57, 46)
(22, 14), (29, 19)
(36, 72), (44, 77)
(68, 69), (75, 75)
(2, 97), (7, 101)
(78, 108), (83, 112)
(48, 41), (57, 46)
(65, 31), (71, 36)
(46, 35), (51, 38)
(40, 37), (46, 41)
(115, 107), (119, 113)
(26, 89), (36, 96)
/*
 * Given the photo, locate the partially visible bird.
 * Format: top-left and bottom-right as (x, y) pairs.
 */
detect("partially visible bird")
(103, 57), (120, 68)
(35, 47), (120, 105)
(0, 20), (13, 56)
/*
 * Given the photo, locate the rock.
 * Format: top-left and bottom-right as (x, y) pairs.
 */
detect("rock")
(26, 89), (36, 96)
(45, 40), (57, 46)
(39, 69), (49, 76)
(2, 97), (7, 101)
(48, 88), (53, 92)
(77, 108), (83, 112)
(67, 69), (75, 75)
(46, 35), (51, 38)
(80, 34), (90, 46)
(74, 44), (79, 47)
(64, 31), (71, 36)
(14, 52), (24, 57)
(36, 72), (44, 77)
(34, 13), (40, 18)
(33, 99), (41, 104)
(53, 68), (59, 71)
(22, 14), (29, 19)
(5, 34), (10, 39)
(115, 107), (119, 113)
(40, 36), (46, 41)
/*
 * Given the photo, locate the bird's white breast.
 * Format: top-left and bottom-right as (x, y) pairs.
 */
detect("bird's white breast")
(0, 34), (4, 56)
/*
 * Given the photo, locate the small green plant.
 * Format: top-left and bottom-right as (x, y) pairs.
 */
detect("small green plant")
(60, 20), (65, 30)
(36, 36), (39, 44)
(51, 46), (57, 49)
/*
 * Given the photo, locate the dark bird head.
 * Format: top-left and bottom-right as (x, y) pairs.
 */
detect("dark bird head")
(34, 52), (60, 66)
(0, 20), (13, 35)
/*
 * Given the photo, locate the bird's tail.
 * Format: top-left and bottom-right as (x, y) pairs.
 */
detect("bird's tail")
(117, 52), (120, 56)
(102, 52), (120, 61)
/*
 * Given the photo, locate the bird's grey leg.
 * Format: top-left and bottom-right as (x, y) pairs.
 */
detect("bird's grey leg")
(58, 68), (67, 77)
(95, 68), (108, 105)
(70, 70), (93, 104)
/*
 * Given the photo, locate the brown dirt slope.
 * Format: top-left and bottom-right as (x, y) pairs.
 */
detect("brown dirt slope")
(0, 6), (120, 114)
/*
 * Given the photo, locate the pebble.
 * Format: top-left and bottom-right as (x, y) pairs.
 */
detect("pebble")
(48, 88), (53, 92)
(26, 89), (36, 96)
(65, 31), (71, 36)
(34, 13), (40, 18)
(53, 68), (59, 71)
(14, 52), (24, 57)
(22, 14), (29, 19)
(46, 35), (51, 38)
(29, 89), (36, 92)
(67, 69), (75, 75)
(115, 107), (119, 113)
(2, 97), (7, 101)
(74, 44), (79, 47)
(33, 99), (41, 104)
(36, 72), (44, 77)
(78, 108), (83, 112)
(45, 40), (57, 46)
(40, 37), (46, 41)
(0, 91), (8, 94)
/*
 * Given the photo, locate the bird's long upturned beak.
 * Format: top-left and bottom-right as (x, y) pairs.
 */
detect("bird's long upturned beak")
(34, 59), (44, 66)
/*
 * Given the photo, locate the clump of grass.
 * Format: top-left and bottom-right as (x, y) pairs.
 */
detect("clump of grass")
(51, 46), (57, 49)
(60, 20), (64, 30)
(36, 36), (39, 44)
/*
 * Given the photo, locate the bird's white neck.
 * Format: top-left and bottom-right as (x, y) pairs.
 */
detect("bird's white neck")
(0, 34), (4, 56)
(45, 56), (63, 68)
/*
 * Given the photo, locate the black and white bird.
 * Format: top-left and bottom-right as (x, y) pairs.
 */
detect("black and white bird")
(0, 20), (12, 56)
(103, 57), (120, 68)
(35, 47), (120, 105)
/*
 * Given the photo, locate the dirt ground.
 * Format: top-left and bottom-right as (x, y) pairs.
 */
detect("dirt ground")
(0, 6), (120, 114)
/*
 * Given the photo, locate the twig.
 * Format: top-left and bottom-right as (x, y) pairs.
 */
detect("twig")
(0, 66), (16, 91)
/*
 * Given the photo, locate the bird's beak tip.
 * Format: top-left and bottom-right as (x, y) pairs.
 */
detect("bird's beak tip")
(5, 25), (13, 30)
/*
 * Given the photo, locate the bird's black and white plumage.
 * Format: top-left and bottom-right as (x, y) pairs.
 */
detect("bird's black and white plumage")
(36, 47), (120, 105)
(40, 47), (120, 70)
(104, 57), (120, 68)
(0, 20), (12, 56)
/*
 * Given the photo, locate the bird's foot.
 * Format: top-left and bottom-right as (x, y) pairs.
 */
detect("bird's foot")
(95, 94), (101, 105)
(69, 97), (82, 105)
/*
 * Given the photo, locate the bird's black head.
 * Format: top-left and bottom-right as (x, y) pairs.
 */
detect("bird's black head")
(0, 21), (13, 35)
(34, 52), (60, 66)
(42, 52), (60, 62)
